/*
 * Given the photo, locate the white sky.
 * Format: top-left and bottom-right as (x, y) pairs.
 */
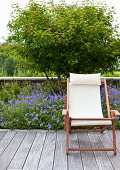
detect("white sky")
(0, 0), (120, 43)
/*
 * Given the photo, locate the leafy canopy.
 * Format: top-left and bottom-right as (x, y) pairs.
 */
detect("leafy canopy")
(7, 0), (120, 76)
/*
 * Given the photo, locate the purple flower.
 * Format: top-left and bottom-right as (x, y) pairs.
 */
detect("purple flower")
(25, 113), (29, 116)
(32, 117), (38, 121)
(40, 123), (43, 126)
(0, 101), (4, 105)
(8, 100), (12, 104)
(115, 116), (120, 119)
(42, 110), (46, 113)
(48, 124), (52, 129)
(52, 115), (55, 120)
(1, 122), (4, 126)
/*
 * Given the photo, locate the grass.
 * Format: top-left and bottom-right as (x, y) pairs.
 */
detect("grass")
(103, 71), (120, 77)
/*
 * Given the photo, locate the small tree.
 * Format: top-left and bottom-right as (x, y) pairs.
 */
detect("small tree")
(7, 0), (120, 93)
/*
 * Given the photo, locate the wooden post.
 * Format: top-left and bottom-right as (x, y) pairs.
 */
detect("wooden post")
(104, 79), (111, 118)
(66, 116), (69, 155)
(64, 95), (67, 130)
(112, 118), (116, 155)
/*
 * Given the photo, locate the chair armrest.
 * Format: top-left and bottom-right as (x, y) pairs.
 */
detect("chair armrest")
(110, 110), (120, 117)
(62, 109), (67, 116)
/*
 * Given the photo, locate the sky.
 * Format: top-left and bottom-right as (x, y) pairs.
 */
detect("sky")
(0, 0), (120, 43)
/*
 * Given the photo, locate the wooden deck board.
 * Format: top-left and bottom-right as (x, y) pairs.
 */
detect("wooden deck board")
(88, 132), (114, 170)
(0, 129), (120, 170)
(0, 131), (16, 156)
(68, 133), (83, 170)
(78, 132), (99, 170)
(8, 132), (36, 169)
(0, 131), (7, 141)
(38, 132), (56, 170)
(99, 131), (120, 170)
(53, 131), (67, 170)
(108, 130), (120, 153)
(0, 131), (26, 170)
(23, 132), (46, 170)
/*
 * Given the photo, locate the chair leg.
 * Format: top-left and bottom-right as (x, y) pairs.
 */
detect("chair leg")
(112, 119), (116, 155)
(64, 116), (67, 130)
(66, 116), (69, 155)
(101, 126), (109, 133)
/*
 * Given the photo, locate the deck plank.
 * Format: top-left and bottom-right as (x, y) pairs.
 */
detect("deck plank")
(108, 130), (120, 153)
(99, 131), (120, 170)
(68, 133), (83, 170)
(23, 132), (46, 170)
(88, 132), (114, 170)
(0, 131), (16, 156)
(38, 132), (56, 170)
(0, 131), (8, 141)
(7, 169), (22, 170)
(8, 132), (36, 169)
(0, 131), (26, 170)
(53, 131), (67, 170)
(78, 132), (99, 170)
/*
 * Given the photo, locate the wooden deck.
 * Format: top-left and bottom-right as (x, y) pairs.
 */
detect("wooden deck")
(0, 129), (120, 170)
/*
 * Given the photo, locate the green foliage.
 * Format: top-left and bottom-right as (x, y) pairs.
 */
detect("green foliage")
(0, 82), (65, 130)
(103, 71), (120, 77)
(0, 81), (21, 102)
(6, 0), (120, 77)
(3, 57), (16, 76)
(0, 54), (7, 74)
(0, 80), (120, 130)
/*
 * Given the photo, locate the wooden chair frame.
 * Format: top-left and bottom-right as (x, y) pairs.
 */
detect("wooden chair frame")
(62, 78), (120, 155)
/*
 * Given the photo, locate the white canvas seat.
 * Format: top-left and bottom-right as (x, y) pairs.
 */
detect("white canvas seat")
(69, 83), (112, 126)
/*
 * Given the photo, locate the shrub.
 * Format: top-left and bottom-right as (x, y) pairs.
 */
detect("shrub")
(3, 57), (16, 76)
(0, 82), (65, 130)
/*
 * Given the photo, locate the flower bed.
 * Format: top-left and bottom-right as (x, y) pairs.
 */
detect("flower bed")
(0, 82), (65, 130)
(0, 80), (120, 130)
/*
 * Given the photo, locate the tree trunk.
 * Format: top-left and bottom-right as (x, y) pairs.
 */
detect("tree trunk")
(57, 74), (63, 95)
(44, 72), (55, 96)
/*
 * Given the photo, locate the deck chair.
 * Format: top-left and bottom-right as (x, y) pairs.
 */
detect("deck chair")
(62, 73), (120, 155)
